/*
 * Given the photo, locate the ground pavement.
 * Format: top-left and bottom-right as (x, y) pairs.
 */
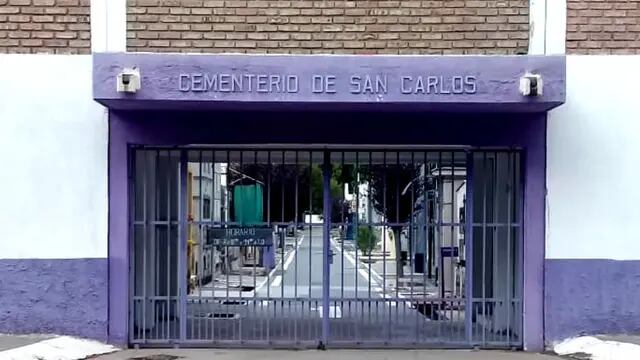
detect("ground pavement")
(0, 335), (565, 360)
(93, 349), (563, 360)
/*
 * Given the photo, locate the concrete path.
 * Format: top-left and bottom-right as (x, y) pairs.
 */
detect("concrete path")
(93, 349), (563, 360)
(0, 335), (564, 360)
(0, 335), (118, 359)
(0, 334), (53, 351)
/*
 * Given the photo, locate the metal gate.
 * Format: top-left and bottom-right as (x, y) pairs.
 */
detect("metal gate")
(129, 148), (523, 348)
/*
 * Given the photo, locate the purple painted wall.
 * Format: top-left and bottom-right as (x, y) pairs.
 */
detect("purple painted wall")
(108, 111), (548, 350)
(0, 258), (108, 340)
(545, 259), (640, 343)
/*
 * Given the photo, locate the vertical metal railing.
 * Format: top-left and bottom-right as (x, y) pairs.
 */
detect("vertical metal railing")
(465, 151), (474, 344)
(321, 152), (332, 348)
(178, 151), (188, 342)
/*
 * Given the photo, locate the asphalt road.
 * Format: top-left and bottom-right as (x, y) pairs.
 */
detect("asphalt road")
(177, 229), (470, 345)
(256, 228), (382, 299)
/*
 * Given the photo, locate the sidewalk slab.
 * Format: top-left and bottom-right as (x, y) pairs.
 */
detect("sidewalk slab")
(0, 334), (54, 352)
(94, 349), (562, 360)
(0, 336), (118, 360)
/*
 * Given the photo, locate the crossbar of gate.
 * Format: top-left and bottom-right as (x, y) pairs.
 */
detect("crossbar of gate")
(129, 148), (523, 348)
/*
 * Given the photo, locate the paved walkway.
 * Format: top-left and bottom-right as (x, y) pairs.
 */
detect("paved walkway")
(0, 335), (563, 360)
(0, 334), (54, 352)
(94, 349), (563, 360)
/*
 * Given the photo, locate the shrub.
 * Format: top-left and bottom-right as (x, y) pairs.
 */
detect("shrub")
(357, 226), (378, 255)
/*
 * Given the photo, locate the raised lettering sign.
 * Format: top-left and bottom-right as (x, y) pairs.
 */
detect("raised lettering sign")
(179, 73), (299, 94)
(178, 72), (477, 95)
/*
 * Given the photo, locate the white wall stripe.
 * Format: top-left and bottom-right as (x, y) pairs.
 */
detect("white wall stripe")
(529, 0), (566, 55)
(546, 0), (567, 54)
(528, 0), (547, 54)
(91, 0), (127, 53)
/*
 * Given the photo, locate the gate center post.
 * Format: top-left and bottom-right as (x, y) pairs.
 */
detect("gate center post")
(321, 151), (332, 348)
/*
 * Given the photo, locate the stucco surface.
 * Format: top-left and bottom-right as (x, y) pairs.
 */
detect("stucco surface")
(0, 258), (108, 340)
(545, 259), (640, 344)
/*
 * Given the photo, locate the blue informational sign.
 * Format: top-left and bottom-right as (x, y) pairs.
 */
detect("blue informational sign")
(440, 246), (459, 257)
(209, 227), (273, 247)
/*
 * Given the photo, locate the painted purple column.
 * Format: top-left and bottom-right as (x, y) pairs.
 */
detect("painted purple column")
(108, 112), (130, 345)
(522, 115), (547, 351)
(322, 151), (332, 347)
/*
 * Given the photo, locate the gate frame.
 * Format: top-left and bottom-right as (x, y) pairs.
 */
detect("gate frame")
(108, 111), (547, 350)
(126, 147), (522, 348)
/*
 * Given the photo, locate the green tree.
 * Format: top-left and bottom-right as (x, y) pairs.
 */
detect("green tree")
(359, 163), (421, 278)
(357, 226), (378, 256)
(228, 163), (349, 223)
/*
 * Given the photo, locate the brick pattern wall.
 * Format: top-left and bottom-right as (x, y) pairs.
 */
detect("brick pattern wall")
(567, 0), (640, 54)
(127, 0), (529, 54)
(0, 0), (91, 54)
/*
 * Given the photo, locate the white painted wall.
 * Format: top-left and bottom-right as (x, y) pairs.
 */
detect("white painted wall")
(0, 55), (108, 259)
(546, 56), (640, 260)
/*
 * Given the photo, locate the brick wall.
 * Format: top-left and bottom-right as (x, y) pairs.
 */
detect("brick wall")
(127, 0), (529, 54)
(567, 0), (640, 54)
(0, 0), (91, 54)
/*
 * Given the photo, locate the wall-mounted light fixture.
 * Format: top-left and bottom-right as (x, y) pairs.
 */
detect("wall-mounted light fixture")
(116, 67), (141, 93)
(519, 73), (543, 96)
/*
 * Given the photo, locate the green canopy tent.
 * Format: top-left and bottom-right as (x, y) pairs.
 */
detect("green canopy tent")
(233, 184), (263, 226)
(232, 184), (274, 269)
